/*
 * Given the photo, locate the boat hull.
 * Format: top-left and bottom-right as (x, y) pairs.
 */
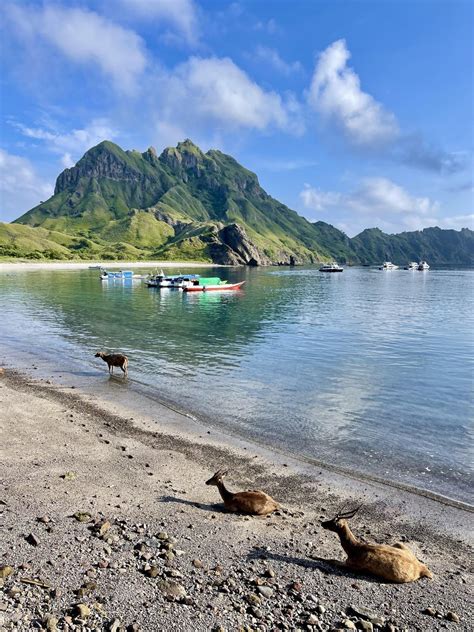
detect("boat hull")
(319, 268), (343, 272)
(183, 281), (245, 292)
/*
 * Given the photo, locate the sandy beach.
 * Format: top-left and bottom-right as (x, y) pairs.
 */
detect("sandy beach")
(0, 367), (472, 632)
(0, 261), (222, 272)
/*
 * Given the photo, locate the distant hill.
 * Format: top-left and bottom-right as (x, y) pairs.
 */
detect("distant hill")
(4, 139), (473, 265)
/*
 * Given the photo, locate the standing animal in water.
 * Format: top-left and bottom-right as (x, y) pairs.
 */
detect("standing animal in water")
(321, 506), (433, 583)
(95, 352), (128, 376)
(205, 469), (280, 516)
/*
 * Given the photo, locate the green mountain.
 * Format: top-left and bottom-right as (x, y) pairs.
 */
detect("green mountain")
(4, 139), (473, 265)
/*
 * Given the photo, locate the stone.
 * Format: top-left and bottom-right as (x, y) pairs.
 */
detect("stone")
(156, 580), (186, 599)
(343, 621), (357, 630)
(348, 606), (377, 621)
(257, 586), (274, 598)
(145, 566), (160, 578)
(97, 520), (111, 537)
(192, 559), (203, 568)
(74, 511), (92, 523)
(0, 566), (13, 579)
(25, 533), (39, 546)
(357, 621), (373, 632)
(44, 616), (58, 631)
(74, 603), (91, 619)
(157, 531), (169, 541)
(445, 612), (460, 623)
(307, 614), (320, 625)
(422, 607), (437, 617)
(62, 471), (77, 481)
(109, 619), (121, 632)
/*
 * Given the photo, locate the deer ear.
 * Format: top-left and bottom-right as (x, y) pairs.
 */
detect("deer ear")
(217, 469), (228, 478)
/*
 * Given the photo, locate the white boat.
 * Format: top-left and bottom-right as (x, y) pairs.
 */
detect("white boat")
(319, 262), (344, 272)
(418, 260), (430, 271)
(379, 261), (399, 270)
(146, 271), (200, 288)
(100, 270), (144, 280)
(405, 262), (418, 270)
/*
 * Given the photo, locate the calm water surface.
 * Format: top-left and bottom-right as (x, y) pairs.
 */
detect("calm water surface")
(1, 266), (473, 503)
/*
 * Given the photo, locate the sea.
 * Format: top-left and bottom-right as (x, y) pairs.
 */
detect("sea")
(1, 265), (473, 504)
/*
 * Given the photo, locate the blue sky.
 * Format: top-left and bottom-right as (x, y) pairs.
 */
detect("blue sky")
(0, 0), (472, 235)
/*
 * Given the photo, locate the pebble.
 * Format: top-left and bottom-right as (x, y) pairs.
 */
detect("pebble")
(109, 619), (121, 632)
(0, 566), (13, 579)
(445, 612), (460, 623)
(357, 620), (373, 632)
(156, 579), (186, 599)
(25, 533), (40, 546)
(257, 586), (274, 599)
(307, 614), (320, 625)
(74, 603), (91, 619)
(343, 621), (357, 630)
(423, 607), (437, 617)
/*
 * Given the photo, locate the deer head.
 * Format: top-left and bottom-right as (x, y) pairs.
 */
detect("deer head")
(95, 352), (105, 358)
(321, 504), (361, 532)
(205, 469), (229, 486)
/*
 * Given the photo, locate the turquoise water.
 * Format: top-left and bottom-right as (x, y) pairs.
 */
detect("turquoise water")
(1, 266), (473, 503)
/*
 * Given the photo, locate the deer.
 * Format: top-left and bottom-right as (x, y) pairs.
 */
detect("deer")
(320, 506), (433, 583)
(205, 469), (280, 516)
(94, 352), (128, 377)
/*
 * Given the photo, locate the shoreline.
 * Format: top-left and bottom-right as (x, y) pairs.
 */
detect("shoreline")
(1, 367), (472, 630)
(0, 260), (226, 272)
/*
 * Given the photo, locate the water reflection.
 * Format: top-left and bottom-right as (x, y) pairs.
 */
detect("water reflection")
(1, 266), (473, 502)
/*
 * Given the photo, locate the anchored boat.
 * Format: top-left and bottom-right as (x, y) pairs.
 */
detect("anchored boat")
(146, 271), (200, 288)
(418, 260), (430, 270)
(182, 277), (245, 292)
(379, 261), (399, 270)
(319, 262), (344, 272)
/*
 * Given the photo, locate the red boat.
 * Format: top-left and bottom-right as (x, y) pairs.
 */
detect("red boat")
(182, 280), (245, 292)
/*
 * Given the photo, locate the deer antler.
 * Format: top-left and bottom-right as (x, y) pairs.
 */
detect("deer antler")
(335, 503), (362, 520)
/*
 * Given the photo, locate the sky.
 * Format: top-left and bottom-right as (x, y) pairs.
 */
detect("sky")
(0, 0), (473, 236)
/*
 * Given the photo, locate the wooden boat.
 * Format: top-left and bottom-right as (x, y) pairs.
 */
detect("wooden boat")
(182, 278), (245, 292)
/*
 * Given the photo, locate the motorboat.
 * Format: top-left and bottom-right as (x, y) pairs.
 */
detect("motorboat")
(182, 277), (245, 292)
(100, 270), (135, 280)
(319, 262), (344, 272)
(379, 262), (399, 270)
(418, 260), (430, 271)
(405, 262), (418, 270)
(145, 271), (201, 288)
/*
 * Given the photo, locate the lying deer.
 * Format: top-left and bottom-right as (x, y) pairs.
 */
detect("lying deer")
(206, 469), (280, 516)
(95, 352), (128, 376)
(321, 506), (433, 583)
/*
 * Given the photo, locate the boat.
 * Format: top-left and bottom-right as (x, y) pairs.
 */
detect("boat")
(418, 260), (430, 271)
(182, 277), (245, 292)
(379, 262), (399, 270)
(145, 271), (201, 288)
(319, 262), (344, 272)
(404, 262), (418, 270)
(89, 264), (103, 270)
(100, 270), (137, 280)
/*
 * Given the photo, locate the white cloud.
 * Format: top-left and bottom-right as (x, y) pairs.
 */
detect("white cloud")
(434, 214), (474, 230)
(13, 118), (118, 167)
(157, 56), (303, 134)
(6, 4), (147, 93)
(300, 177), (441, 235)
(119, 0), (199, 44)
(309, 39), (399, 146)
(0, 149), (53, 220)
(254, 46), (302, 75)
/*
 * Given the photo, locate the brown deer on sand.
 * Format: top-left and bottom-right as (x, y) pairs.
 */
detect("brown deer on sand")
(206, 469), (280, 516)
(95, 352), (128, 377)
(321, 506), (433, 583)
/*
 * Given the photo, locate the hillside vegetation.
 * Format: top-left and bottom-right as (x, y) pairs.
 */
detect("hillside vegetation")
(3, 139), (472, 264)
